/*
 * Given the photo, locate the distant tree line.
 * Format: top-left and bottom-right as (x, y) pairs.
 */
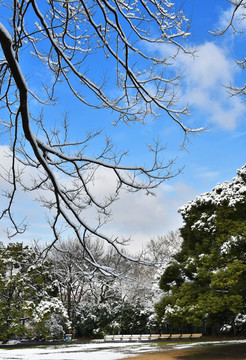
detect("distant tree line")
(0, 231), (181, 342)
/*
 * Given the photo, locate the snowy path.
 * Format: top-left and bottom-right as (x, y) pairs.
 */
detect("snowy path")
(0, 339), (246, 360)
(0, 342), (164, 360)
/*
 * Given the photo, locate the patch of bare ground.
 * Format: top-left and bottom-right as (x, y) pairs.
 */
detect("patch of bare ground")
(121, 349), (193, 360)
(121, 342), (246, 360)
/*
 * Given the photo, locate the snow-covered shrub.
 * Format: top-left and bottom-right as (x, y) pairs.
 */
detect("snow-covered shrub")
(31, 298), (70, 340)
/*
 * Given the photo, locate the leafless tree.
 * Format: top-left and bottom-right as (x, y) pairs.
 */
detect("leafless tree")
(47, 238), (103, 321)
(48, 238), (142, 323)
(212, 0), (246, 98)
(144, 230), (182, 264)
(0, 0), (202, 271)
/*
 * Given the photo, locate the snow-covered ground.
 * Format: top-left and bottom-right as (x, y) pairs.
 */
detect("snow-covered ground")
(0, 339), (246, 360)
(0, 341), (161, 360)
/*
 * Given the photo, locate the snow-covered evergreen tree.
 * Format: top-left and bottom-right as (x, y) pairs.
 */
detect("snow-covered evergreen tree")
(0, 243), (69, 342)
(155, 165), (246, 335)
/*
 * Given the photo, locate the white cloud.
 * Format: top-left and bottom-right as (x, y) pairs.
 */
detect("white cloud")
(102, 181), (197, 252)
(0, 147), (198, 252)
(195, 166), (220, 180)
(217, 4), (246, 32)
(181, 42), (245, 130)
(0, 146), (56, 243)
(155, 41), (245, 130)
(185, 43), (232, 88)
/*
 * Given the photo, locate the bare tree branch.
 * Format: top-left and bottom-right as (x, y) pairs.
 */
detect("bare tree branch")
(210, 0), (246, 98)
(0, 0), (203, 270)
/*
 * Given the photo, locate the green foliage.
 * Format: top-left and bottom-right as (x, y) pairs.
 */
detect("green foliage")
(73, 299), (152, 338)
(0, 243), (68, 342)
(156, 166), (246, 335)
(159, 262), (183, 291)
(117, 301), (152, 334)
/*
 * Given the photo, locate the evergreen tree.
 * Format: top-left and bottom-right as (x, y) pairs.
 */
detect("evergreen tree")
(0, 243), (69, 342)
(155, 165), (246, 335)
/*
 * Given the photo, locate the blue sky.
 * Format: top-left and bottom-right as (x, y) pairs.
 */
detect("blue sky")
(0, 1), (245, 252)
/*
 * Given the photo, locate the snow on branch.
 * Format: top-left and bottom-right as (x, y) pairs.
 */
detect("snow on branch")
(0, 0), (202, 269)
(210, 0), (246, 99)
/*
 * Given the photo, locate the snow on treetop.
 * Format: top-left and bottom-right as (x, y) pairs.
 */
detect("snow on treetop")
(179, 164), (246, 220)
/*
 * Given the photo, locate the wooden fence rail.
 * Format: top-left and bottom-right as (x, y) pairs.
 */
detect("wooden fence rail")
(104, 333), (203, 342)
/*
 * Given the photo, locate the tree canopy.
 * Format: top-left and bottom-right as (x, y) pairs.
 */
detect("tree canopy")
(0, 236), (172, 341)
(155, 165), (246, 335)
(0, 242), (69, 342)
